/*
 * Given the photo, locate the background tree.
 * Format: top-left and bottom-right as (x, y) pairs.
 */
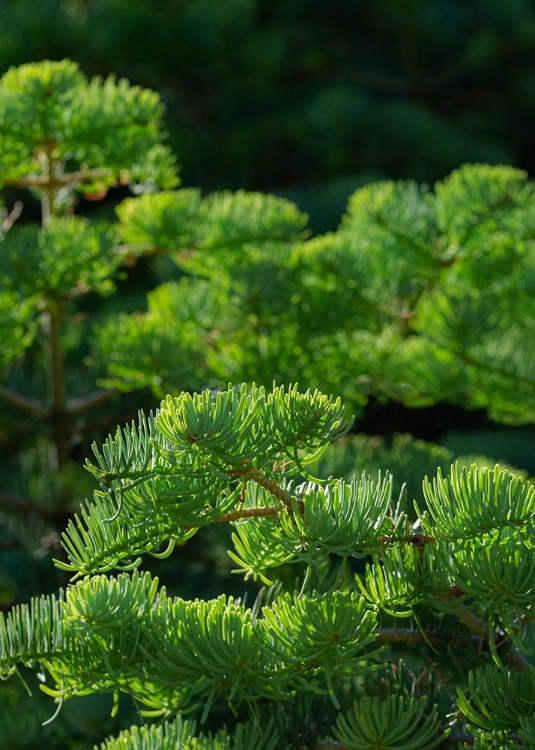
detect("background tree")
(0, 59), (181, 747)
(0, 0), (532, 200)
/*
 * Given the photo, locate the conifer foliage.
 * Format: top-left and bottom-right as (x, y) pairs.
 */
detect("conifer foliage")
(2, 59), (535, 748)
(99, 164), (535, 424)
(2, 382), (535, 747)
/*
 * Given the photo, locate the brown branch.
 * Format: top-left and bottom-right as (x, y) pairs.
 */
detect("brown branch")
(215, 505), (286, 524)
(0, 539), (21, 550)
(239, 467), (296, 512)
(67, 388), (119, 416)
(433, 594), (532, 671)
(376, 627), (479, 648)
(0, 384), (50, 418)
(0, 200), (23, 234)
(5, 167), (111, 190)
(0, 492), (58, 518)
(438, 597), (488, 640)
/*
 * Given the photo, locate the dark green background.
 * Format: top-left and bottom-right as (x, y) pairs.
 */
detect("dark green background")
(0, 0), (532, 199)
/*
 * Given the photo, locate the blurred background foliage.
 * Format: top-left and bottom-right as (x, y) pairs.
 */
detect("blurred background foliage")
(1, 1), (535, 746)
(0, 0), (532, 199)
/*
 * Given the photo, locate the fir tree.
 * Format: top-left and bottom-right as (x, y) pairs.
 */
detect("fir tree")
(2, 59), (535, 749)
(2, 382), (535, 747)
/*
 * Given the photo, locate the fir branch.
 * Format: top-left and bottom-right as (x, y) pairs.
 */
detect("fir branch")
(435, 594), (532, 671)
(0, 492), (58, 518)
(67, 387), (119, 415)
(215, 505), (286, 523)
(4, 167), (111, 190)
(376, 627), (479, 648)
(239, 467), (296, 512)
(0, 200), (23, 234)
(0, 384), (50, 418)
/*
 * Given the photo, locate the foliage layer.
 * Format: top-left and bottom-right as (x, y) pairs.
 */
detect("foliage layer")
(2, 58), (535, 749)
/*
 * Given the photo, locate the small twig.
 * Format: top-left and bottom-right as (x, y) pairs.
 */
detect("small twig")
(376, 627), (479, 648)
(239, 466), (296, 512)
(5, 167), (111, 190)
(67, 387), (119, 415)
(0, 492), (58, 518)
(0, 200), (23, 233)
(0, 384), (50, 418)
(215, 505), (286, 523)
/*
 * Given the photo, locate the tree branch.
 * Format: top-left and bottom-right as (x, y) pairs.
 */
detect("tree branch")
(0, 200), (23, 234)
(240, 467), (296, 512)
(435, 594), (532, 671)
(0, 384), (50, 418)
(215, 505), (285, 523)
(0, 492), (57, 518)
(0, 539), (21, 550)
(67, 387), (119, 415)
(5, 167), (111, 190)
(376, 627), (479, 648)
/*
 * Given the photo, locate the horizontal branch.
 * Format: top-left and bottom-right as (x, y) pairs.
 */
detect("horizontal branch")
(0, 539), (21, 550)
(0, 384), (50, 418)
(434, 594), (531, 671)
(215, 506), (285, 523)
(5, 167), (111, 190)
(67, 387), (118, 415)
(0, 492), (58, 518)
(376, 627), (479, 648)
(0, 385), (118, 420)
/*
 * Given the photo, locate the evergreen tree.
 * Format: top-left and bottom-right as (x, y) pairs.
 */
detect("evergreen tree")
(2, 382), (535, 747)
(2, 58), (535, 748)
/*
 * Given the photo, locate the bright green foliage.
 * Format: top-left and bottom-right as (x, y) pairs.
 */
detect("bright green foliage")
(89, 188), (310, 397)
(59, 384), (351, 578)
(3, 58), (535, 749)
(89, 163), (535, 424)
(334, 695), (445, 749)
(0, 58), (180, 407)
(0, 590), (64, 679)
(420, 464), (535, 540)
(0, 571), (380, 732)
(0, 217), (125, 302)
(2, 383), (535, 747)
(116, 189), (308, 254)
(0, 59), (178, 199)
(0, 61), (184, 747)
(95, 715), (282, 750)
